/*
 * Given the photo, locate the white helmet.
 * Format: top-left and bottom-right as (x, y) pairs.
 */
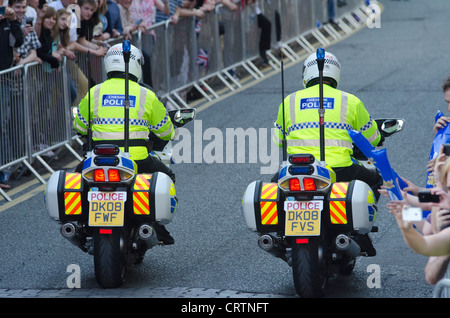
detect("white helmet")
(104, 43), (143, 82)
(302, 51), (341, 88)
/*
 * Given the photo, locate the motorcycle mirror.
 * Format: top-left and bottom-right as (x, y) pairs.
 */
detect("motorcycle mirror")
(376, 119), (405, 136)
(169, 108), (196, 127)
(71, 106), (78, 120)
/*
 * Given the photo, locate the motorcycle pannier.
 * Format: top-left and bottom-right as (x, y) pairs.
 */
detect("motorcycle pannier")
(130, 172), (177, 225)
(242, 181), (281, 233)
(327, 180), (376, 234)
(46, 171), (87, 222)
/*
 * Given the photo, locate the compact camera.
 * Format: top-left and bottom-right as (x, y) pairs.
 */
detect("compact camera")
(402, 206), (422, 222)
(418, 190), (440, 203)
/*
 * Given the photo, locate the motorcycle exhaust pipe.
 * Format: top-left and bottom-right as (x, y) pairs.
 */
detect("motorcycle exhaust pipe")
(60, 222), (76, 239)
(335, 234), (361, 259)
(258, 234), (287, 262)
(138, 224), (159, 248)
(60, 223), (87, 252)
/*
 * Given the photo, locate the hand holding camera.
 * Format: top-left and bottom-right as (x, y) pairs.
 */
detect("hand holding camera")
(0, 6), (17, 20)
(418, 190), (440, 203)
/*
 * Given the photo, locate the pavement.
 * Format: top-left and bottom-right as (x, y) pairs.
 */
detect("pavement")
(0, 286), (292, 298)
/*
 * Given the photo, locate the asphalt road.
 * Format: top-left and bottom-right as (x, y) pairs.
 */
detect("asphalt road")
(0, 0), (447, 300)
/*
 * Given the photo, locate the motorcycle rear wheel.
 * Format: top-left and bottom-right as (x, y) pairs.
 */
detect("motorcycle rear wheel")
(93, 228), (127, 288)
(291, 237), (327, 298)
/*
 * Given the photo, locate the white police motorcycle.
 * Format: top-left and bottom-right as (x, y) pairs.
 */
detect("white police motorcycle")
(45, 41), (195, 288)
(241, 48), (404, 297)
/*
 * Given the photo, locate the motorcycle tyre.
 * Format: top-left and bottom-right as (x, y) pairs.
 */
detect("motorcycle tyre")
(291, 237), (327, 298)
(93, 228), (127, 288)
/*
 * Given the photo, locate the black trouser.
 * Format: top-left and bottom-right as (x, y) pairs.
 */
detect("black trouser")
(332, 163), (383, 201)
(135, 155), (176, 183)
(75, 155), (176, 183)
(257, 13), (271, 62)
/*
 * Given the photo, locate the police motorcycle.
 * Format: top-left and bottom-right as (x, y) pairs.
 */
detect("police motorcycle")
(45, 41), (195, 288)
(241, 49), (404, 297)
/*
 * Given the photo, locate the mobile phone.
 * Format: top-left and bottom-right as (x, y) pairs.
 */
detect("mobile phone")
(418, 190), (440, 203)
(443, 143), (450, 156)
(0, 6), (5, 15)
(25, 17), (33, 26)
(402, 206), (423, 222)
(134, 18), (143, 25)
(38, 0), (46, 9)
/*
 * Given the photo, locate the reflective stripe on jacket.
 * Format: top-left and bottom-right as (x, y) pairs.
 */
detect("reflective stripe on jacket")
(74, 78), (174, 161)
(273, 84), (380, 167)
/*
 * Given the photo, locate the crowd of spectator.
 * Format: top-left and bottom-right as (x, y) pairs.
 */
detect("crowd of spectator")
(381, 77), (450, 297)
(0, 0), (245, 188)
(0, 0), (272, 76)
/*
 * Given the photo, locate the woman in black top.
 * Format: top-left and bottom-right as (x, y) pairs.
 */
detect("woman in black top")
(36, 6), (60, 69)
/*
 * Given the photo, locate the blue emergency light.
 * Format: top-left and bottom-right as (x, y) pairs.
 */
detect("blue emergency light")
(123, 40), (131, 53)
(316, 48), (325, 60)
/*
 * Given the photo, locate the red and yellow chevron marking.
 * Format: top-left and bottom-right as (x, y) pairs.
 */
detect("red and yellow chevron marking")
(260, 183), (278, 200)
(260, 201), (278, 225)
(65, 173), (81, 190)
(330, 200), (347, 224)
(134, 174), (152, 191)
(133, 192), (150, 215)
(330, 182), (348, 199)
(64, 192), (82, 215)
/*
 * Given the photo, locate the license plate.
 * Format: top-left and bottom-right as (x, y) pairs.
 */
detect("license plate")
(88, 191), (127, 227)
(284, 200), (323, 236)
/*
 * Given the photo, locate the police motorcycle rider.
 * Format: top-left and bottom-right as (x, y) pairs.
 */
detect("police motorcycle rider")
(73, 43), (176, 244)
(272, 50), (384, 255)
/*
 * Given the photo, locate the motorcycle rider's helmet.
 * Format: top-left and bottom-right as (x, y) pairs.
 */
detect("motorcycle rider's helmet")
(302, 50), (341, 89)
(104, 43), (143, 82)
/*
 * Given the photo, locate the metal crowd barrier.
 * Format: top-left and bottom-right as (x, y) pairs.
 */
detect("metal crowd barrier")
(0, 0), (372, 201)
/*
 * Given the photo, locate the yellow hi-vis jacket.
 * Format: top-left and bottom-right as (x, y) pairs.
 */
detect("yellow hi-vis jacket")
(74, 78), (175, 161)
(273, 84), (381, 168)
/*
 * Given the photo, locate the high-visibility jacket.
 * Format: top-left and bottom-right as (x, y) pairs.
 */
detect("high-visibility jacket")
(74, 78), (175, 161)
(273, 84), (380, 168)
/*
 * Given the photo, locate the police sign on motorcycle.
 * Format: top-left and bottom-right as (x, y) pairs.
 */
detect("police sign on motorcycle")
(285, 200), (322, 236)
(88, 191), (127, 227)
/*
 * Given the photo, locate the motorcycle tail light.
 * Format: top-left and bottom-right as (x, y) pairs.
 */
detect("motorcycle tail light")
(289, 178), (301, 191)
(280, 177), (330, 192)
(303, 178), (317, 191)
(108, 169), (121, 182)
(94, 169), (105, 182)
